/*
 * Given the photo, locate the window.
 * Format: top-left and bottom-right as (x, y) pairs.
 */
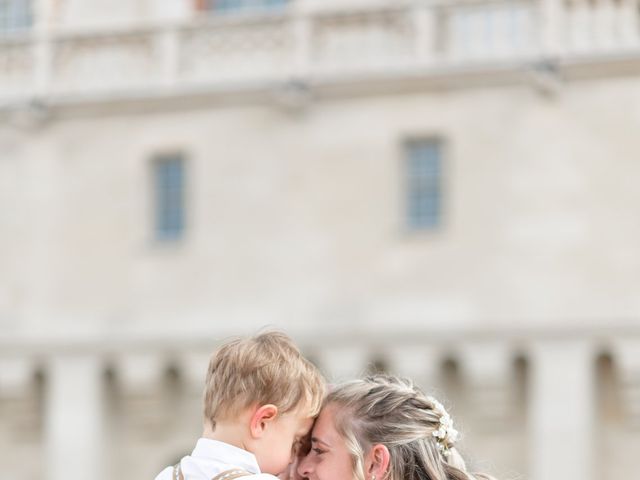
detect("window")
(405, 140), (442, 230)
(0, 0), (33, 34)
(196, 0), (288, 14)
(153, 154), (186, 241)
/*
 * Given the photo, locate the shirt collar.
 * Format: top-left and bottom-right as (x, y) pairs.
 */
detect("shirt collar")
(192, 438), (261, 474)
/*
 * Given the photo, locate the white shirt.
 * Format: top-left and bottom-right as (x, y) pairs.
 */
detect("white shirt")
(154, 438), (278, 480)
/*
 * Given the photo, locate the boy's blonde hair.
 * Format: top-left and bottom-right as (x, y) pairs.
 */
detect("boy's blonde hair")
(203, 331), (325, 429)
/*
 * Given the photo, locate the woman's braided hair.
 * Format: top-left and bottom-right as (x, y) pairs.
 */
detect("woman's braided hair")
(326, 375), (497, 480)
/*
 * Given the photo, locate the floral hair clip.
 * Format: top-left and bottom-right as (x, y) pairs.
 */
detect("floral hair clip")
(427, 396), (459, 457)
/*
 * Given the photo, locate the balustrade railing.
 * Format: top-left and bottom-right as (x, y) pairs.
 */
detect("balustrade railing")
(1, 0), (639, 102)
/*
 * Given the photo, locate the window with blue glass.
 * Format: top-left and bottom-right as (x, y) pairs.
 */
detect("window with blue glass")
(154, 154), (185, 241)
(0, 0), (33, 34)
(405, 140), (442, 230)
(200, 0), (288, 14)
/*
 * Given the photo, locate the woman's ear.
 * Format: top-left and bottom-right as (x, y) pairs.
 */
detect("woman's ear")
(249, 404), (278, 438)
(366, 443), (390, 480)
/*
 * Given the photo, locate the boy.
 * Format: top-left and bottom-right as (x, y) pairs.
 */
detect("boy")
(155, 331), (325, 480)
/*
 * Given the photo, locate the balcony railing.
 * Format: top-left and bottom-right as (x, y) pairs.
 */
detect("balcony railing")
(1, 0), (639, 103)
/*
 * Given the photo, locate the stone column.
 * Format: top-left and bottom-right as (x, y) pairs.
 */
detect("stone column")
(159, 26), (180, 88)
(460, 342), (515, 431)
(613, 338), (640, 428)
(114, 353), (167, 438)
(528, 340), (594, 480)
(0, 357), (39, 439)
(292, 4), (311, 78)
(44, 354), (104, 480)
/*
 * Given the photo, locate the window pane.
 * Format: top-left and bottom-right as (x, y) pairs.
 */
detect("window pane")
(203, 0), (287, 13)
(406, 141), (442, 230)
(154, 155), (185, 241)
(0, 0), (33, 33)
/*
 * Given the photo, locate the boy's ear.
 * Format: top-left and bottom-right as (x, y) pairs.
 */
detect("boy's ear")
(249, 404), (279, 438)
(365, 444), (390, 480)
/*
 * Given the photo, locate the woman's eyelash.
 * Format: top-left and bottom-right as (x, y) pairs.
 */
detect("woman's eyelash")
(312, 448), (326, 455)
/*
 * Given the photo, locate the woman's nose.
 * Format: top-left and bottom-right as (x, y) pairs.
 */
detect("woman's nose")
(297, 454), (312, 477)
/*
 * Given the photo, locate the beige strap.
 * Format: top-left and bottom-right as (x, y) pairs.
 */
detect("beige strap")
(173, 464), (250, 480)
(211, 469), (251, 480)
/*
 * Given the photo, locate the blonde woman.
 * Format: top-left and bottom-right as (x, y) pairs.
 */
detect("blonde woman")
(293, 375), (497, 480)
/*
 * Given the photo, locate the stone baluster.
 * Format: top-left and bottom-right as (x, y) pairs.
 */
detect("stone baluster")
(159, 25), (180, 87)
(593, 0), (615, 49)
(34, 0), (55, 96)
(292, 4), (312, 78)
(540, 0), (565, 55)
(618, 0), (640, 47)
(567, 0), (591, 52)
(413, 1), (437, 65)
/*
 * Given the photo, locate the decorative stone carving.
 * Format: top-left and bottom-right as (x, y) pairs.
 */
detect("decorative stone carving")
(179, 20), (291, 81)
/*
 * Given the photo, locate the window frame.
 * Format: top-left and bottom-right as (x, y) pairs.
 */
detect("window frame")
(403, 138), (445, 232)
(152, 152), (187, 243)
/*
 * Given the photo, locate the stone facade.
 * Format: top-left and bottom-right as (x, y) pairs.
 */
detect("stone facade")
(1, 1), (640, 480)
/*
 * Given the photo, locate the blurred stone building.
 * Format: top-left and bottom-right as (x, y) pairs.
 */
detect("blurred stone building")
(1, 0), (640, 480)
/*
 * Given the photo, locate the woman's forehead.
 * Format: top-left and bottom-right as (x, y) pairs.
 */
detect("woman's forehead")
(312, 404), (342, 443)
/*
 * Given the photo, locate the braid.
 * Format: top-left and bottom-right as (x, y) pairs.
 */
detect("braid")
(326, 375), (498, 480)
